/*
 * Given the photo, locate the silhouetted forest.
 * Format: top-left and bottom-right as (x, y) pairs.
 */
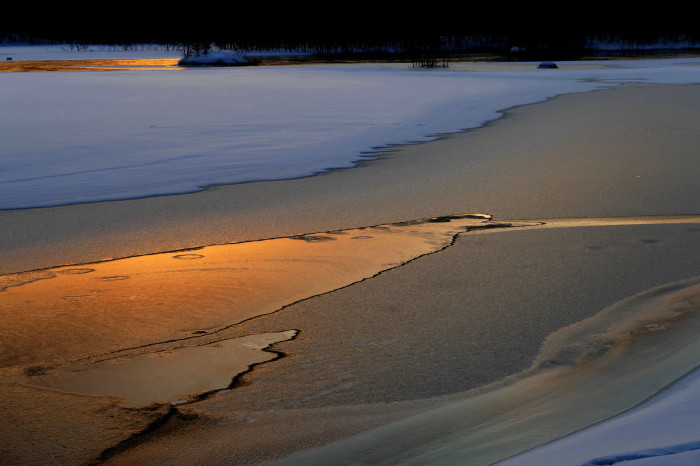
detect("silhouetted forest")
(4, 1), (699, 57)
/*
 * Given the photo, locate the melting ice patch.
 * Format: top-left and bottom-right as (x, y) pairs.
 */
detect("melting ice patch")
(30, 331), (298, 407)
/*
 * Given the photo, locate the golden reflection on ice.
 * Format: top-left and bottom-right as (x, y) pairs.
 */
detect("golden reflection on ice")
(0, 58), (180, 72)
(0, 214), (494, 369)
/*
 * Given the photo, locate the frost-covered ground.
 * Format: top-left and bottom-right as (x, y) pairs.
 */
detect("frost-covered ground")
(499, 368), (700, 465)
(2, 51), (700, 210)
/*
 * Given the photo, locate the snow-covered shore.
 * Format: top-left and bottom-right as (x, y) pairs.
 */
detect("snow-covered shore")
(3, 53), (700, 210)
(500, 366), (700, 465)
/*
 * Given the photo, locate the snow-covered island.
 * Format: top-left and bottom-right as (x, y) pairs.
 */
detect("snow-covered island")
(177, 50), (257, 67)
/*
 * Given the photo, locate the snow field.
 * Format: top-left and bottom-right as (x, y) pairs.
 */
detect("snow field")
(3, 57), (700, 209)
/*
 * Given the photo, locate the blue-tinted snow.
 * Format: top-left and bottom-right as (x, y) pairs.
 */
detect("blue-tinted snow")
(2, 57), (700, 209)
(499, 367), (700, 465)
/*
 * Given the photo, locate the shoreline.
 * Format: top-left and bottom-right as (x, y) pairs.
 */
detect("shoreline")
(0, 59), (606, 212)
(0, 75), (669, 213)
(0, 78), (615, 214)
(0, 59), (613, 212)
(2, 83), (700, 275)
(3, 57), (700, 214)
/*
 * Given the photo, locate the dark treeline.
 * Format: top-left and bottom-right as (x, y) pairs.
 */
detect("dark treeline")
(4, 2), (700, 57)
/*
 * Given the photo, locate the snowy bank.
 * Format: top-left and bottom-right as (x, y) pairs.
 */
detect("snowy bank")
(500, 367), (700, 465)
